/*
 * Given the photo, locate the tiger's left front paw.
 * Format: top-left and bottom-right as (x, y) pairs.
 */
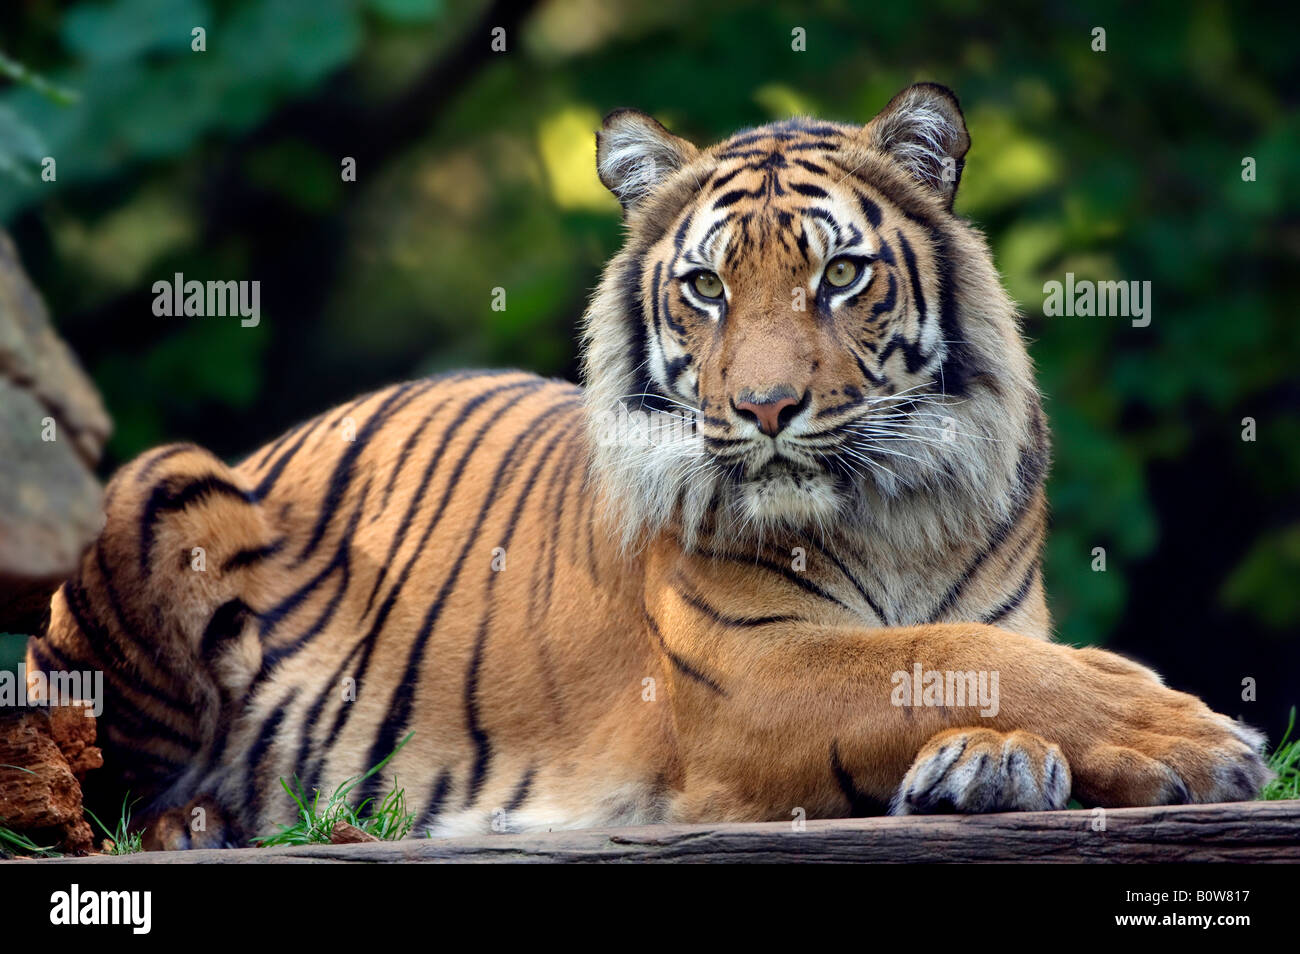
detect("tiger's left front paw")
(891, 728), (1071, 815)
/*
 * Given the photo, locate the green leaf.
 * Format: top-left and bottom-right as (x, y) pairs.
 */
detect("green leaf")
(1221, 524), (1300, 631)
(367, 0), (445, 24)
(62, 0), (211, 64)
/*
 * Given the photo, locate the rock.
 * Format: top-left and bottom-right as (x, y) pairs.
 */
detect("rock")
(0, 229), (110, 633)
(48, 702), (103, 782)
(0, 706), (98, 855)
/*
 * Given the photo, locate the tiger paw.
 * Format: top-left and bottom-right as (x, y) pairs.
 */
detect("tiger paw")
(138, 795), (236, 851)
(1066, 647), (1271, 806)
(891, 728), (1070, 815)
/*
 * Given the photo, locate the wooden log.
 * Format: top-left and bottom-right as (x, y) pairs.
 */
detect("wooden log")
(19, 800), (1299, 863)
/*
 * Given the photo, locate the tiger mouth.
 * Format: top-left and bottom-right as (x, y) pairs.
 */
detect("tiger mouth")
(755, 458), (811, 476)
(741, 456), (825, 485)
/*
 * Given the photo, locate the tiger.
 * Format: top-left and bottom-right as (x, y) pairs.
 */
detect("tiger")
(27, 83), (1269, 850)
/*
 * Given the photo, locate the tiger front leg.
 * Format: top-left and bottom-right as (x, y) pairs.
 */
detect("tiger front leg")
(655, 619), (1270, 821)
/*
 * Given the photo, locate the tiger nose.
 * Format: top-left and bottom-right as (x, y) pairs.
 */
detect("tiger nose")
(733, 388), (807, 437)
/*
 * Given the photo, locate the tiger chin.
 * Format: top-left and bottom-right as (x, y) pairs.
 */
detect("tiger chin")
(28, 83), (1269, 850)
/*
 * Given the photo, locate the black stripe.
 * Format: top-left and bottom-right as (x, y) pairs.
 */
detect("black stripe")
(421, 770), (453, 830)
(94, 536), (191, 709)
(896, 229), (930, 334)
(930, 227), (977, 397)
(927, 451), (1047, 623)
(810, 542), (889, 624)
(692, 546), (853, 613)
(252, 414), (329, 500)
(24, 638), (68, 675)
(720, 128), (794, 150)
(222, 537), (285, 572)
(982, 562), (1039, 624)
(713, 187), (762, 209)
(785, 139), (840, 152)
(652, 259), (686, 341)
(869, 272), (897, 320)
(644, 610), (725, 695)
(360, 378), (540, 617)
(376, 406), (441, 519)
(709, 166), (744, 190)
(856, 191), (882, 228)
(255, 477), (373, 677)
(830, 741), (888, 816)
(581, 458), (601, 583)
(663, 354), (692, 385)
(247, 416), (315, 472)
(530, 427), (581, 629)
(328, 390), (380, 428)
(790, 182), (828, 198)
(61, 578), (194, 727)
(505, 766), (536, 813)
(452, 413), (580, 810)
(619, 251), (663, 413)
(794, 159), (828, 175)
(139, 475), (255, 574)
(804, 206), (841, 245)
(298, 386), (556, 796)
(244, 690), (298, 830)
(134, 444), (196, 483)
(294, 380), (434, 565)
(677, 586), (798, 627)
(697, 215), (731, 254)
(672, 208), (696, 251)
(200, 599), (250, 663)
(851, 349), (885, 387)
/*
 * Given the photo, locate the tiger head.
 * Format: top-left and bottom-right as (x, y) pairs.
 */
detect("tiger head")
(581, 84), (1044, 548)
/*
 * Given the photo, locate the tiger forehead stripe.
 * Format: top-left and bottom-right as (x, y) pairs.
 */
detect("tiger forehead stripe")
(686, 201), (882, 273)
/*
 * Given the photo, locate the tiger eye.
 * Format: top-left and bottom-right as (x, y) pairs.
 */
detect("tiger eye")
(692, 271), (724, 299)
(825, 258), (858, 288)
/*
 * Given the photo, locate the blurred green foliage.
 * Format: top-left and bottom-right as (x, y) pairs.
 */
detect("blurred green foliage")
(0, 0), (1296, 678)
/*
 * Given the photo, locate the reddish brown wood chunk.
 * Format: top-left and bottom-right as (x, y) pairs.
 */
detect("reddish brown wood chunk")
(330, 821), (380, 844)
(0, 706), (100, 855)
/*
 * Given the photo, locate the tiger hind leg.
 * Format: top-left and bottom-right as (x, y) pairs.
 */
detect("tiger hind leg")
(26, 442), (275, 844)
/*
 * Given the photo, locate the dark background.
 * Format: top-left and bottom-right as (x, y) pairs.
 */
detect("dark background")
(1, 0), (1297, 742)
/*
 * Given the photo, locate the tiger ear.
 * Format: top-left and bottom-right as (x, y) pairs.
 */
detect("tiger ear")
(863, 83), (970, 208)
(596, 109), (700, 213)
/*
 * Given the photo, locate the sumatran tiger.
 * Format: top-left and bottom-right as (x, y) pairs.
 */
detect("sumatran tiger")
(27, 84), (1269, 849)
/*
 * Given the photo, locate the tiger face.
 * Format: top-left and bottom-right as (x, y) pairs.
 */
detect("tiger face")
(584, 85), (1038, 545)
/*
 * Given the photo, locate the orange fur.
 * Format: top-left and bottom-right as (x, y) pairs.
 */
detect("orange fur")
(27, 85), (1268, 848)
